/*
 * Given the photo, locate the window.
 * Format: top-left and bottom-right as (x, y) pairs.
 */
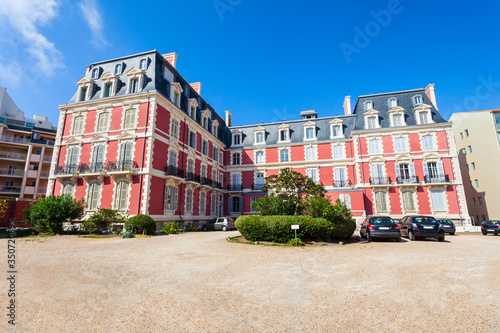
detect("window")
(473, 198), (476, 205)
(375, 191), (387, 212)
(114, 182), (129, 210)
(414, 96), (422, 105)
(73, 116), (84, 135)
(62, 184), (75, 197)
(394, 137), (408, 153)
(431, 190), (445, 211)
(466, 164), (469, 171)
(173, 92), (180, 106)
(255, 151), (264, 164)
(256, 132), (264, 143)
(475, 179), (479, 187)
(251, 197), (259, 212)
(79, 87), (87, 102)
(67, 147), (79, 169)
(465, 129), (469, 136)
(139, 59), (147, 70)
(255, 173), (265, 190)
(187, 159), (194, 175)
(119, 142), (133, 163)
(280, 149), (289, 162)
(232, 153), (241, 165)
(306, 147), (316, 161)
(91, 145), (105, 172)
(129, 79), (139, 93)
(188, 131), (197, 149)
(185, 189), (193, 212)
(389, 98), (397, 108)
(338, 193), (351, 209)
(371, 164), (384, 184)
(200, 192), (206, 214)
(332, 125), (341, 137)
(469, 181), (473, 188)
(168, 150), (177, 167)
(212, 169), (218, 182)
(91, 68), (99, 79)
(364, 101), (373, 111)
(305, 127), (315, 139)
(201, 165), (207, 178)
(212, 147), (218, 163)
(164, 186), (178, 211)
(229, 196), (242, 213)
(123, 109), (136, 129)
(333, 145), (344, 159)
(472, 162), (476, 170)
(402, 191), (415, 211)
(102, 83), (112, 98)
(468, 145), (472, 153)
(460, 132), (463, 139)
(170, 119), (179, 139)
(279, 128), (289, 142)
(392, 114), (402, 127)
(211, 194), (216, 214)
(87, 183), (101, 210)
(306, 169), (319, 184)
(97, 112), (109, 132)
(233, 133), (241, 146)
(202, 140), (208, 155)
(422, 135), (435, 151)
(479, 197), (483, 205)
(114, 64), (122, 75)
(419, 112), (429, 124)
(334, 168), (347, 187)
(367, 117), (377, 129)
(369, 139), (381, 155)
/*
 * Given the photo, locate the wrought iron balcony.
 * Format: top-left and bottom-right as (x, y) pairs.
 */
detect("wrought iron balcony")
(252, 183), (265, 191)
(424, 175), (450, 184)
(106, 160), (138, 172)
(333, 180), (352, 188)
(79, 162), (106, 174)
(227, 184), (243, 191)
(200, 177), (211, 186)
(370, 177), (391, 185)
(396, 176), (419, 184)
(185, 171), (200, 183)
(55, 164), (79, 175)
(211, 181), (223, 189)
(165, 166), (185, 178)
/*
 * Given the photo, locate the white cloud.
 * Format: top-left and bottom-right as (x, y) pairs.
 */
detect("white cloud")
(0, 58), (22, 87)
(79, 0), (108, 48)
(0, 0), (63, 79)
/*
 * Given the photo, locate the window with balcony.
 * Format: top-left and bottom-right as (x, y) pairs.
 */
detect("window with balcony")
(280, 149), (289, 162)
(114, 181), (129, 210)
(87, 182), (101, 210)
(73, 116), (84, 135)
(119, 142), (133, 165)
(395, 162), (416, 183)
(185, 189), (193, 212)
(371, 164), (385, 185)
(231, 173), (241, 190)
(123, 109), (137, 130)
(91, 145), (105, 172)
(255, 172), (265, 190)
(97, 112), (109, 132)
(423, 161), (445, 182)
(164, 186), (178, 211)
(334, 168), (347, 187)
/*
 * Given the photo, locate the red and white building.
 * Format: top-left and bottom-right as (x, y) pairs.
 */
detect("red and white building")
(48, 50), (471, 227)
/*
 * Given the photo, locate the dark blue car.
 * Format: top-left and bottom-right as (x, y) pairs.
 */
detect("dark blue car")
(399, 216), (445, 242)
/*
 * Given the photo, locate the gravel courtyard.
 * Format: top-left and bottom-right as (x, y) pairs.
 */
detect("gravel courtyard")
(1, 232), (499, 332)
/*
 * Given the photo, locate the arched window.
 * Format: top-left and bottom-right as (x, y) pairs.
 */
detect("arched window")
(91, 68), (99, 79)
(114, 64), (122, 75)
(139, 59), (147, 70)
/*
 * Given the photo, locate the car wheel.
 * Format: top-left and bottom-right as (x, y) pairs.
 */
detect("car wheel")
(222, 226), (227, 232)
(408, 230), (416, 241)
(438, 236), (445, 242)
(366, 231), (372, 242)
(482, 232), (487, 235)
(450, 232), (455, 236)
(395, 237), (401, 242)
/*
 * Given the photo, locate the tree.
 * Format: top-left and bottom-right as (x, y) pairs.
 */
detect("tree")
(0, 199), (8, 219)
(83, 208), (125, 234)
(24, 195), (84, 235)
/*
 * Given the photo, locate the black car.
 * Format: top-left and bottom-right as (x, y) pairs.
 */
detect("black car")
(437, 219), (456, 235)
(360, 216), (401, 242)
(481, 221), (500, 235)
(399, 216), (445, 242)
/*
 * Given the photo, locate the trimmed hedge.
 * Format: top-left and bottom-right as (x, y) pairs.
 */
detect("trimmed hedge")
(124, 214), (156, 235)
(235, 215), (355, 243)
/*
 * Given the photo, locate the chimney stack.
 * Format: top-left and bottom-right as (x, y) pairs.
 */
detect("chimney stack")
(343, 96), (351, 115)
(163, 52), (178, 69)
(425, 84), (438, 110)
(190, 82), (202, 95)
(225, 110), (232, 127)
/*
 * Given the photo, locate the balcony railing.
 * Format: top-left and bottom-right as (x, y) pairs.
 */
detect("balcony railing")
(370, 177), (391, 185)
(31, 138), (56, 146)
(43, 156), (52, 163)
(200, 177), (211, 186)
(252, 183), (265, 191)
(55, 164), (79, 175)
(106, 160), (138, 172)
(40, 171), (50, 178)
(185, 171), (200, 183)
(0, 135), (30, 144)
(211, 181), (222, 189)
(37, 187), (47, 194)
(79, 162), (106, 174)
(0, 152), (27, 160)
(165, 166), (185, 178)
(424, 175), (449, 184)
(0, 169), (24, 177)
(333, 180), (352, 188)
(227, 185), (243, 191)
(0, 186), (21, 193)
(396, 176), (419, 184)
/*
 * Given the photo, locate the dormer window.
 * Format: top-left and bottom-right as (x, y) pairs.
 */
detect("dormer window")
(329, 118), (344, 138)
(254, 126), (266, 145)
(280, 129), (288, 141)
(139, 59), (147, 70)
(278, 124), (290, 143)
(303, 121), (317, 141)
(126, 67), (145, 94)
(232, 133), (242, 146)
(212, 119), (219, 137)
(76, 76), (95, 102)
(91, 68), (99, 79)
(364, 101), (373, 111)
(129, 78), (138, 93)
(256, 132), (264, 143)
(102, 83), (112, 98)
(114, 64), (122, 75)
(79, 87), (88, 102)
(100, 72), (119, 98)
(367, 116), (376, 129)
(393, 114), (402, 126)
(414, 104), (433, 125)
(170, 82), (183, 108)
(389, 98), (397, 108)
(419, 111), (429, 124)
(414, 95), (422, 105)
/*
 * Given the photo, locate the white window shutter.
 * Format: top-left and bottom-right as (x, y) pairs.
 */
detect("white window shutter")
(422, 162), (429, 178)
(395, 163), (401, 178)
(437, 161), (445, 177)
(409, 163), (416, 178)
(173, 188), (178, 210)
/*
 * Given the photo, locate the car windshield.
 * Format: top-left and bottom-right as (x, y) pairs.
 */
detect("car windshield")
(369, 217), (395, 224)
(483, 221), (500, 226)
(414, 217), (437, 224)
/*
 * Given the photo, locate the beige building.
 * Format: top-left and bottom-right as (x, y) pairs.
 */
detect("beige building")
(450, 109), (500, 224)
(0, 87), (56, 199)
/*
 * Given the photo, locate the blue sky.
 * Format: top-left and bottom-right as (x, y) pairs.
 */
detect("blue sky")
(1, 0), (499, 127)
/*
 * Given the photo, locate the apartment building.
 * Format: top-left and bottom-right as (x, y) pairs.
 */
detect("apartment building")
(450, 109), (500, 223)
(48, 50), (470, 227)
(0, 87), (56, 200)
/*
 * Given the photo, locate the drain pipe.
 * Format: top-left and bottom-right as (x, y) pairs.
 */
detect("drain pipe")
(137, 96), (151, 214)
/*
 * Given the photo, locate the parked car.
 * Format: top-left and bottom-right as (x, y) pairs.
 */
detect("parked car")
(201, 217), (236, 231)
(437, 219), (456, 235)
(399, 216), (445, 242)
(360, 216), (401, 242)
(480, 221), (500, 236)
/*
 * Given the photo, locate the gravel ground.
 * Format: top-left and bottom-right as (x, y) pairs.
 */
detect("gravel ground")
(1, 231), (499, 332)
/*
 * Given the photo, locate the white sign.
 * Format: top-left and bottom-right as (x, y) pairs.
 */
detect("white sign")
(291, 225), (300, 230)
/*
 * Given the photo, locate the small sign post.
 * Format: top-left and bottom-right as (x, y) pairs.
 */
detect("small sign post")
(291, 225), (299, 246)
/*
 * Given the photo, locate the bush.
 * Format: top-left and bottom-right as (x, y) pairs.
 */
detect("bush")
(285, 238), (303, 246)
(83, 209), (125, 234)
(161, 222), (180, 235)
(124, 214), (156, 235)
(23, 195), (84, 235)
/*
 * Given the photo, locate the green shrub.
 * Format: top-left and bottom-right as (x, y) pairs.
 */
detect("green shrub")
(23, 195), (84, 235)
(125, 214), (156, 235)
(83, 209), (125, 233)
(286, 238), (303, 246)
(161, 222), (180, 235)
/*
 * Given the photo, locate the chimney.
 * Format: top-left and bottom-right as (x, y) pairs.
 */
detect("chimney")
(425, 84), (438, 110)
(190, 82), (202, 95)
(225, 110), (232, 127)
(163, 52), (178, 69)
(343, 96), (351, 115)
